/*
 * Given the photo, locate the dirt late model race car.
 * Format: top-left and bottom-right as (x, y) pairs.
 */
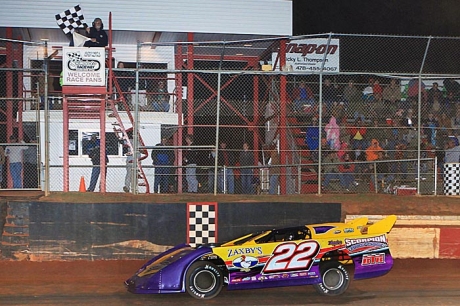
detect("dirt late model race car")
(125, 215), (397, 299)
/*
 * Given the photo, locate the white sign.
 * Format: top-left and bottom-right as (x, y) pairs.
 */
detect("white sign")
(272, 38), (340, 73)
(62, 47), (106, 86)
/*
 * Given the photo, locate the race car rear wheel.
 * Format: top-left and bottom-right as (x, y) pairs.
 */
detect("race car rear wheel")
(185, 261), (223, 299)
(313, 262), (350, 296)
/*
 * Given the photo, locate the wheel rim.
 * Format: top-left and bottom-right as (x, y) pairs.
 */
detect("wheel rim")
(322, 268), (344, 291)
(193, 270), (217, 293)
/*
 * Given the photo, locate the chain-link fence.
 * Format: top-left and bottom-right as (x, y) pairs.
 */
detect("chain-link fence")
(1, 34), (460, 195)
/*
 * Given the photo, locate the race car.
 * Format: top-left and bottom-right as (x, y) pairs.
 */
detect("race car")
(125, 214), (397, 299)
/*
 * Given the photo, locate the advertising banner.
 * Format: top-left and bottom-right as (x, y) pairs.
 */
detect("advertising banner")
(272, 38), (340, 73)
(62, 47), (106, 86)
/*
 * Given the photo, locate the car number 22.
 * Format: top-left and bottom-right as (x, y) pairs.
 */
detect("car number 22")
(263, 241), (320, 273)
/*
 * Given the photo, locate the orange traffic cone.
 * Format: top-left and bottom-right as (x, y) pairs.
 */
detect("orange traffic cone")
(79, 176), (86, 192)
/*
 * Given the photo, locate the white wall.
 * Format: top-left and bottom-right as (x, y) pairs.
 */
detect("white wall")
(23, 111), (177, 192)
(1, 0), (292, 36)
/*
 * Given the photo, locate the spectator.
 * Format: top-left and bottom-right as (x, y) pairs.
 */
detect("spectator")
(118, 130), (141, 193)
(264, 101), (278, 145)
(393, 132), (409, 181)
(206, 149), (216, 193)
(217, 141), (235, 194)
(239, 142), (255, 194)
(444, 138), (460, 163)
(382, 79), (402, 115)
(343, 79), (359, 106)
(427, 82), (443, 114)
(407, 78), (427, 111)
(443, 91), (457, 117)
(423, 112), (439, 146)
(443, 79), (460, 98)
(371, 80), (384, 117)
(451, 108), (460, 135)
(292, 80), (315, 113)
(5, 135), (28, 188)
(87, 136), (109, 192)
(23, 138), (38, 188)
(322, 78), (340, 115)
(402, 108), (416, 129)
(152, 81), (170, 112)
(325, 116), (341, 151)
(371, 151), (395, 193)
(151, 137), (175, 193)
(268, 149), (280, 195)
(348, 118), (367, 159)
(322, 150), (340, 191)
(366, 139), (383, 162)
(114, 62), (133, 110)
(183, 135), (199, 193)
(122, 138), (135, 193)
(344, 79), (366, 122)
(36, 71), (53, 110)
(304, 116), (320, 162)
(373, 79), (383, 102)
(84, 18), (108, 47)
(366, 118), (389, 149)
(338, 152), (358, 191)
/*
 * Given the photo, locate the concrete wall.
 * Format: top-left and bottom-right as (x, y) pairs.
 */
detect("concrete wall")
(1, 201), (341, 260)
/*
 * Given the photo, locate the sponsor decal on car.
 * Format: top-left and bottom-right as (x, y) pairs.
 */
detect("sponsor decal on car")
(361, 253), (386, 265)
(345, 235), (388, 253)
(232, 255), (259, 271)
(328, 240), (343, 246)
(227, 247), (263, 257)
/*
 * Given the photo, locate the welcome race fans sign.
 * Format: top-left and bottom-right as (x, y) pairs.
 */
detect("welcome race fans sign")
(62, 47), (106, 86)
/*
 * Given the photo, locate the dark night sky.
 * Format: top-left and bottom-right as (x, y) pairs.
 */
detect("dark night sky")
(293, 0), (460, 36)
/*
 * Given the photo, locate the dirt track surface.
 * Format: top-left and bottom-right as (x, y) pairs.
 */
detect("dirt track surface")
(1, 191), (460, 304)
(0, 259), (459, 305)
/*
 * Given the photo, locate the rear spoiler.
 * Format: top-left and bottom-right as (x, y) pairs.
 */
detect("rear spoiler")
(364, 215), (397, 235)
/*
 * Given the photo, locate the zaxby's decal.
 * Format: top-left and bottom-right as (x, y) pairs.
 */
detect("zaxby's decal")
(227, 247), (263, 257)
(345, 234), (388, 254)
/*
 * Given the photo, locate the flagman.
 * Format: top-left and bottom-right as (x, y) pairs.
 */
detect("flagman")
(84, 18), (108, 47)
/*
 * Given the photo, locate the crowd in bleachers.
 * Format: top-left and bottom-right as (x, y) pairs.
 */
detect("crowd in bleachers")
(291, 77), (460, 192)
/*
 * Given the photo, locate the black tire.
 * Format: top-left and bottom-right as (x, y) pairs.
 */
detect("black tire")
(313, 262), (350, 296)
(185, 261), (223, 299)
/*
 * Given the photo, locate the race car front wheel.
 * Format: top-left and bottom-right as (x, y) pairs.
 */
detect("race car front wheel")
(186, 261), (223, 299)
(313, 262), (350, 296)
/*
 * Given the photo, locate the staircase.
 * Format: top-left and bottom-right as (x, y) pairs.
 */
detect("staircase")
(61, 75), (151, 193)
(109, 75), (150, 193)
(286, 115), (318, 194)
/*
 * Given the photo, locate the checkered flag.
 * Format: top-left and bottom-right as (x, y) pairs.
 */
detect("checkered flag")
(55, 5), (88, 34)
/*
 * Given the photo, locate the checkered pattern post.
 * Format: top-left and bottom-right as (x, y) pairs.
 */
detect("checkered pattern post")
(443, 163), (460, 195)
(55, 5), (87, 34)
(187, 202), (218, 246)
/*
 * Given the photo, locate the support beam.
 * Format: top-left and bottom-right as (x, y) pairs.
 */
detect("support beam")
(279, 39), (287, 194)
(176, 44), (184, 194)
